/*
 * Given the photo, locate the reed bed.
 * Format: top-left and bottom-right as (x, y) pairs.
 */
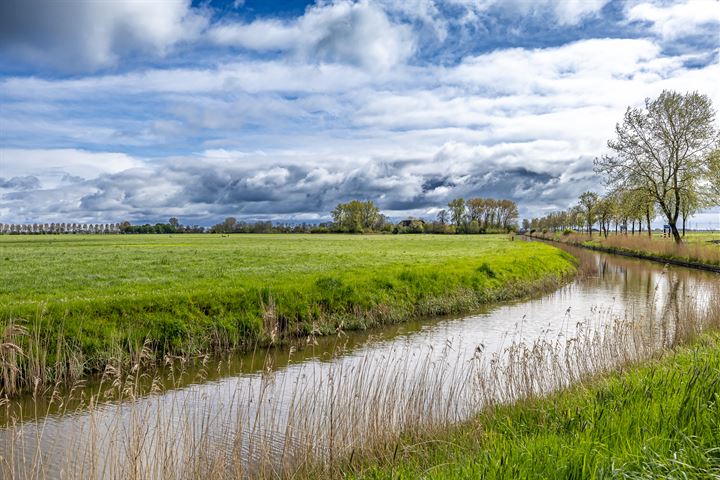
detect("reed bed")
(1, 270), (717, 479)
(532, 231), (720, 268)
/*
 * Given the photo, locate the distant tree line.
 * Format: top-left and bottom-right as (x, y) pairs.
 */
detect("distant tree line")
(528, 189), (657, 237)
(209, 217), (330, 234)
(0, 222), (122, 234)
(1, 199), (520, 236)
(528, 90), (720, 243)
(438, 197), (519, 234)
(0, 218), (205, 235)
(119, 218), (205, 234)
(328, 197), (519, 234)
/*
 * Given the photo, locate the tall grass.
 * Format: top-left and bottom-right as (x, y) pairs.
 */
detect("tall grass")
(533, 231), (720, 267)
(1, 270), (717, 479)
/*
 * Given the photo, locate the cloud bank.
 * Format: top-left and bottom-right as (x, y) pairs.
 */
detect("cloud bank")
(1, 0), (718, 227)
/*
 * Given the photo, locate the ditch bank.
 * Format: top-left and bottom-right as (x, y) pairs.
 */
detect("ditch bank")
(524, 234), (720, 274)
(0, 238), (577, 398)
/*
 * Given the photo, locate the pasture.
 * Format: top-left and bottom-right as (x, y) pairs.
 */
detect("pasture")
(0, 234), (575, 393)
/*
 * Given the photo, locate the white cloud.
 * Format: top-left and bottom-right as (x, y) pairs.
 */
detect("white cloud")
(627, 0), (720, 40)
(2, 3), (719, 223)
(0, 149), (145, 189)
(443, 0), (610, 26)
(209, 1), (415, 70)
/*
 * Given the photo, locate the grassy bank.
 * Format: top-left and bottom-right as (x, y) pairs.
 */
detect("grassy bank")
(528, 231), (720, 270)
(353, 333), (720, 479)
(0, 234), (576, 394)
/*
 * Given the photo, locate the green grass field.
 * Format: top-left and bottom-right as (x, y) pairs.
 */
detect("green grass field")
(0, 234), (575, 392)
(354, 334), (720, 479)
(683, 231), (720, 245)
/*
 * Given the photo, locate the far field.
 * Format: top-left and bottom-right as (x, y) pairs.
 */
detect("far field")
(0, 234), (576, 392)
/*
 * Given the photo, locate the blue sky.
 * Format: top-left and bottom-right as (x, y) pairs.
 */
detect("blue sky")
(0, 0), (719, 226)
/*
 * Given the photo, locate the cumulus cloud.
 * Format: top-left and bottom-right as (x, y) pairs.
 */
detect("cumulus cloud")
(0, 176), (41, 191)
(209, 1), (415, 70)
(439, 0), (611, 26)
(1, 1), (719, 226)
(0, 149), (145, 190)
(0, 0), (208, 72)
(627, 0), (720, 40)
(0, 148), (574, 223)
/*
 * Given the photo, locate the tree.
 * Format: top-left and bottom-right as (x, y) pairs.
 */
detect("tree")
(332, 200), (380, 233)
(436, 209), (448, 225)
(466, 198), (484, 224)
(679, 187), (700, 237)
(709, 149), (720, 202)
(596, 195), (616, 238)
(595, 90), (719, 243)
(498, 199), (519, 230)
(447, 198), (466, 231)
(578, 191), (599, 236)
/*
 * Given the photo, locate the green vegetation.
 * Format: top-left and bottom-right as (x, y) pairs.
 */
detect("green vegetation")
(0, 234), (575, 394)
(354, 334), (720, 479)
(529, 90), (719, 244)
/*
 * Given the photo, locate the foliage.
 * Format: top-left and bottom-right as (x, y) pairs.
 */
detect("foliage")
(332, 200), (385, 233)
(594, 90), (719, 243)
(447, 197), (519, 233)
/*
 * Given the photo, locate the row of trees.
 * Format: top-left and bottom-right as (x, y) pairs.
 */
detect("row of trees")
(0, 219), (205, 235)
(209, 218), (331, 234)
(328, 198), (519, 234)
(528, 189), (657, 237)
(0, 222), (123, 234)
(118, 219), (205, 234)
(438, 197), (519, 233)
(529, 90), (719, 243)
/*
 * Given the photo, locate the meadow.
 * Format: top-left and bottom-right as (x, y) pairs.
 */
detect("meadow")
(2, 246), (718, 479)
(0, 234), (576, 394)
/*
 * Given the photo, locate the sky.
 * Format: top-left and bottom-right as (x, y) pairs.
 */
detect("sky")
(1, 0), (719, 227)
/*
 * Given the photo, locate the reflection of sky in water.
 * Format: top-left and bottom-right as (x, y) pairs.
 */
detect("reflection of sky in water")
(2, 244), (718, 478)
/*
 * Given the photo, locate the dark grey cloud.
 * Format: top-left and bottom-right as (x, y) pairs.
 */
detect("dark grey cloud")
(0, 154), (593, 223)
(0, 176), (41, 190)
(0, 0), (207, 73)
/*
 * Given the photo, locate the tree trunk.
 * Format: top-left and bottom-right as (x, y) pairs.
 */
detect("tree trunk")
(646, 208), (652, 238)
(669, 222), (682, 244)
(682, 216), (686, 237)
